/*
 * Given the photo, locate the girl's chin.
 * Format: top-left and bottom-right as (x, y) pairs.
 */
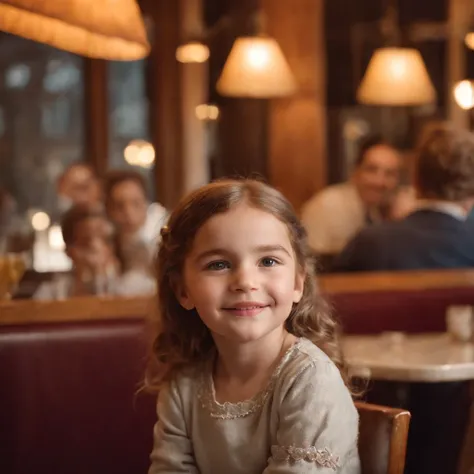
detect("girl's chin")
(212, 326), (286, 345)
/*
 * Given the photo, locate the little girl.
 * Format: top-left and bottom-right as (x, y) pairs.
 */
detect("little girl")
(147, 179), (360, 473)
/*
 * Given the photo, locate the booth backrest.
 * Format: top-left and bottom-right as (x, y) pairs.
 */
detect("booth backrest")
(327, 287), (474, 334)
(2, 271), (474, 472)
(319, 270), (474, 334)
(0, 297), (156, 474)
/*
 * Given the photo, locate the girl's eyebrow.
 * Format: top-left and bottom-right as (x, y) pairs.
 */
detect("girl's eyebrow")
(194, 244), (291, 262)
(255, 244), (291, 256)
(194, 248), (228, 262)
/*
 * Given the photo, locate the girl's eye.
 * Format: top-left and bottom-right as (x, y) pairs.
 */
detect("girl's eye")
(206, 261), (229, 271)
(260, 257), (279, 267)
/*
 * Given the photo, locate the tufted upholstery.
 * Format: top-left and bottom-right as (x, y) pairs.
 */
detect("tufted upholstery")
(356, 402), (411, 474)
(327, 287), (474, 334)
(0, 319), (156, 474)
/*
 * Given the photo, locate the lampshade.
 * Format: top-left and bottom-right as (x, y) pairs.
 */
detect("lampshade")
(453, 80), (474, 110)
(0, 0), (150, 60)
(357, 47), (436, 106)
(216, 36), (297, 98)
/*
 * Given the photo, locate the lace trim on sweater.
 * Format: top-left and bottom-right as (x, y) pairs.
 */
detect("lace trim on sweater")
(271, 445), (340, 470)
(197, 339), (304, 419)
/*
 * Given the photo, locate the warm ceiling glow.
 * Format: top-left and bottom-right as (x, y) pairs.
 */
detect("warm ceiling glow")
(176, 41), (210, 63)
(195, 104), (220, 121)
(465, 32), (474, 50)
(31, 211), (51, 231)
(217, 36), (297, 98)
(357, 47), (436, 106)
(124, 140), (155, 168)
(453, 80), (474, 110)
(0, 0), (150, 60)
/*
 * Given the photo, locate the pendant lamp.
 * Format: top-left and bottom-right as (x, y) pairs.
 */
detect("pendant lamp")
(357, 47), (436, 106)
(0, 0), (150, 60)
(216, 35), (296, 98)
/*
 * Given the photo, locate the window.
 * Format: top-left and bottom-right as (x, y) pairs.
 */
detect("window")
(0, 34), (84, 218)
(108, 60), (155, 199)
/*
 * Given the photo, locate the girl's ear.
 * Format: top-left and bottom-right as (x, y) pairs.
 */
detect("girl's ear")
(293, 270), (305, 304)
(171, 277), (195, 310)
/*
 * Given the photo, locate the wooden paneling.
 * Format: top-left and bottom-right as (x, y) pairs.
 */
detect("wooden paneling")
(180, 0), (210, 192)
(319, 269), (474, 294)
(215, 98), (268, 178)
(0, 296), (153, 326)
(263, 0), (327, 211)
(145, 0), (185, 209)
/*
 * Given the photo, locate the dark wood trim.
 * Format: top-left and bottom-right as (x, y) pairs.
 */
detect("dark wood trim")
(146, 0), (184, 208)
(0, 296), (153, 326)
(319, 269), (474, 294)
(263, 0), (327, 211)
(83, 59), (109, 177)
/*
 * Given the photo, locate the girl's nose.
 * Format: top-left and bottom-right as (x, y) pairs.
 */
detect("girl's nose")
(229, 265), (259, 292)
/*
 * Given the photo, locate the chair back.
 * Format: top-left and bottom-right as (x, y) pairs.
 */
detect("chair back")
(356, 401), (411, 474)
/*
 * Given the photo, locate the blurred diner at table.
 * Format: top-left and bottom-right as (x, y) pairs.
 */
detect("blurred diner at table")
(301, 136), (402, 256)
(33, 204), (155, 300)
(56, 162), (103, 216)
(334, 124), (474, 272)
(104, 169), (167, 268)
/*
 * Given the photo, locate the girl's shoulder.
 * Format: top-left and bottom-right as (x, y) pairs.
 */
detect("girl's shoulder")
(275, 338), (344, 394)
(284, 337), (333, 369)
(162, 360), (208, 400)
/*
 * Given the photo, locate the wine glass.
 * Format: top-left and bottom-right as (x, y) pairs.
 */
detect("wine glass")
(0, 253), (27, 300)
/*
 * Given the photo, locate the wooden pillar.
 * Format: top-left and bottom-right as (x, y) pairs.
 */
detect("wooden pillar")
(179, 0), (210, 192)
(83, 59), (108, 177)
(262, 0), (327, 212)
(146, 0), (184, 209)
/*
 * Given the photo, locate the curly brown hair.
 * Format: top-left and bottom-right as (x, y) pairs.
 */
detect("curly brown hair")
(416, 122), (474, 201)
(146, 179), (352, 394)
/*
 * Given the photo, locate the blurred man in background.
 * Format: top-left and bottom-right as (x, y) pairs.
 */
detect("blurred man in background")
(301, 136), (402, 255)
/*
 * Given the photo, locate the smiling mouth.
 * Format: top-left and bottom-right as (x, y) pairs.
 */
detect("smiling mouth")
(222, 305), (269, 317)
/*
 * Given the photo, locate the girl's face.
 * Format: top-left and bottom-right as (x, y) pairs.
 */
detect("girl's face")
(176, 204), (305, 345)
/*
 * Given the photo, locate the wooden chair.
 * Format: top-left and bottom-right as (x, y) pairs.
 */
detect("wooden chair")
(356, 401), (411, 474)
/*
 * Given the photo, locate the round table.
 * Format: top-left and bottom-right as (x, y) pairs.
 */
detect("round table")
(343, 332), (474, 474)
(343, 332), (474, 383)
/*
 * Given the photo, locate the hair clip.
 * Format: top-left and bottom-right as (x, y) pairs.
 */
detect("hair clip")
(160, 225), (170, 239)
